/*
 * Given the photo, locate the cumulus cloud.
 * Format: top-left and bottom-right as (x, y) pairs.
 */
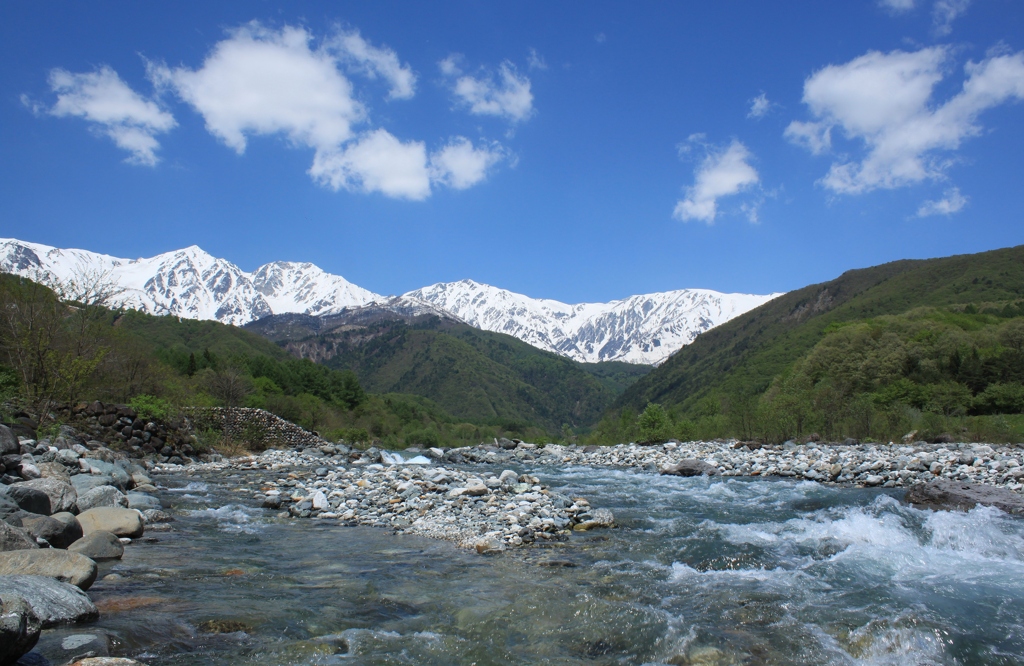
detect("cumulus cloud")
(441, 57), (534, 122)
(309, 128), (430, 200)
(933, 0), (971, 36)
(35, 66), (175, 165)
(917, 187), (968, 216)
(149, 23), (362, 154)
(747, 92), (772, 119)
(674, 140), (760, 223)
(309, 131), (505, 199)
(786, 47), (1024, 194)
(429, 137), (505, 189)
(332, 29), (416, 100)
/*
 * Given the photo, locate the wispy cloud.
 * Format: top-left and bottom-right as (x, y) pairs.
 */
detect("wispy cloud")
(786, 46), (1024, 195)
(332, 29), (416, 100)
(878, 0), (915, 13)
(933, 0), (971, 36)
(747, 92), (772, 119)
(440, 56), (534, 122)
(527, 48), (547, 71)
(674, 139), (760, 224)
(28, 66), (175, 165)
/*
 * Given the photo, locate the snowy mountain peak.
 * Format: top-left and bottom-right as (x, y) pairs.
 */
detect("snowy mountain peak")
(0, 237), (782, 365)
(399, 281), (782, 365)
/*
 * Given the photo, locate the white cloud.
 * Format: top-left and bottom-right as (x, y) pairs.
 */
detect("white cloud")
(332, 29), (416, 100)
(309, 129), (430, 200)
(429, 137), (504, 189)
(917, 187), (968, 216)
(786, 47), (1024, 194)
(933, 0), (971, 36)
(149, 23), (362, 155)
(527, 48), (548, 71)
(442, 58), (534, 122)
(747, 92), (772, 119)
(674, 140), (760, 223)
(879, 0), (916, 12)
(41, 66), (175, 165)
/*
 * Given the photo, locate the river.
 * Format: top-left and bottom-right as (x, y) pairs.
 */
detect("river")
(32, 463), (1024, 665)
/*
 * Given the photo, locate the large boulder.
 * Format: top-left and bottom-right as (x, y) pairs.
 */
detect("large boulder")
(36, 461), (72, 483)
(0, 424), (19, 456)
(19, 478), (77, 514)
(0, 520), (38, 552)
(68, 530), (124, 561)
(0, 485), (51, 515)
(20, 514), (80, 549)
(0, 575), (98, 628)
(76, 507), (144, 539)
(0, 495), (31, 527)
(0, 549), (98, 590)
(0, 595), (42, 666)
(76, 486), (128, 512)
(905, 479), (1024, 515)
(50, 512), (84, 544)
(660, 459), (721, 477)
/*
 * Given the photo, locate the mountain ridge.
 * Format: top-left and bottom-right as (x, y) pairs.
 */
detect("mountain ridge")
(0, 237), (780, 365)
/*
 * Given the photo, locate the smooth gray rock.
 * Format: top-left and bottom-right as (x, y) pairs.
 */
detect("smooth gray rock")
(20, 514), (80, 549)
(660, 459), (720, 477)
(0, 549), (98, 590)
(70, 474), (115, 494)
(0, 424), (19, 456)
(76, 507), (144, 539)
(0, 575), (98, 628)
(905, 479), (1024, 515)
(0, 495), (31, 527)
(76, 486), (128, 512)
(0, 485), (50, 515)
(0, 520), (38, 552)
(19, 478), (77, 514)
(49, 512), (84, 546)
(126, 492), (160, 511)
(68, 530), (123, 561)
(140, 509), (173, 524)
(0, 594), (41, 665)
(77, 460), (129, 490)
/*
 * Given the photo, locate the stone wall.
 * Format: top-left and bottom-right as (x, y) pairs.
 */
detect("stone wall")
(185, 407), (331, 451)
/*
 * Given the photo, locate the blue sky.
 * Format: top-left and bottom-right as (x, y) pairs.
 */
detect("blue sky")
(1, 1), (1023, 302)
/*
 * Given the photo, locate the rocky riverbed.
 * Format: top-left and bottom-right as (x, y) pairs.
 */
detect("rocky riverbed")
(4, 426), (1024, 664)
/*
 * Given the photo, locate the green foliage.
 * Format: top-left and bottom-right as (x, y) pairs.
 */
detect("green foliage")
(269, 316), (626, 433)
(637, 403), (671, 443)
(613, 245), (1024, 444)
(128, 394), (175, 421)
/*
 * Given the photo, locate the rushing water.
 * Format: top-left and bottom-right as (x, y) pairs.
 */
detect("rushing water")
(33, 464), (1024, 665)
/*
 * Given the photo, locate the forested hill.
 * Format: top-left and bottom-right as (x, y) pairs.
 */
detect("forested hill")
(249, 314), (651, 433)
(608, 244), (1024, 442)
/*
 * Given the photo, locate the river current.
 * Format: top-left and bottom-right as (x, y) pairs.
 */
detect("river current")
(34, 463), (1024, 665)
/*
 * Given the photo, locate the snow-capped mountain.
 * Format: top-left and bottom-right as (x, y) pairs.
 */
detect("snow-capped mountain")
(0, 238), (781, 364)
(399, 280), (781, 364)
(0, 238), (379, 326)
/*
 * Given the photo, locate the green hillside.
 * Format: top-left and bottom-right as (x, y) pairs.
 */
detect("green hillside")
(0, 275), (551, 448)
(259, 316), (649, 433)
(601, 245), (1024, 444)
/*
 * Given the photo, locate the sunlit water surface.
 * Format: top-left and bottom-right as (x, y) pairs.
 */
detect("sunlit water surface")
(33, 465), (1024, 665)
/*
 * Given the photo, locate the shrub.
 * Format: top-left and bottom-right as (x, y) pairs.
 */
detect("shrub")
(129, 394), (175, 421)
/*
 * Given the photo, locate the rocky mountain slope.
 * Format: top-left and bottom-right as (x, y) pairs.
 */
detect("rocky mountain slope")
(0, 238), (779, 364)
